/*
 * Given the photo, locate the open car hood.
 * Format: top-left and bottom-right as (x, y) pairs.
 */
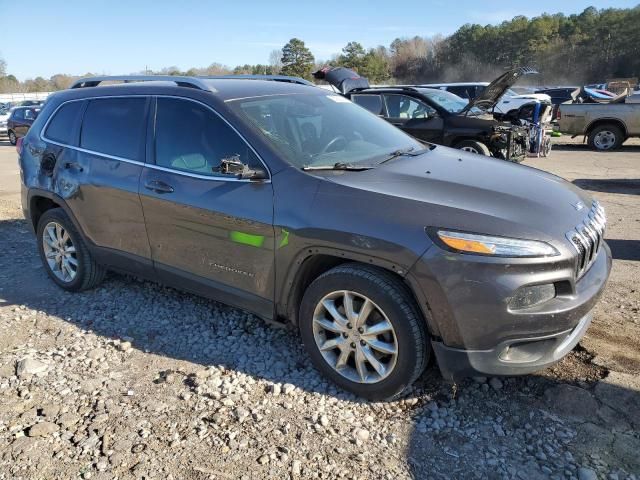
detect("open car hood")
(313, 67), (370, 94)
(461, 67), (539, 114)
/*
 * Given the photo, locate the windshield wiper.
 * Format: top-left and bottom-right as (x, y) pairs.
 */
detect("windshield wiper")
(379, 146), (429, 164)
(301, 162), (374, 171)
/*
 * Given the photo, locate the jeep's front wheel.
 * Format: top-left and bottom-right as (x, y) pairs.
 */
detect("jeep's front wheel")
(299, 264), (428, 400)
(37, 208), (106, 291)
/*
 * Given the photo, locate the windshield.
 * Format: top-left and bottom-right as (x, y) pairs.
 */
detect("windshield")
(228, 93), (423, 168)
(417, 88), (484, 114)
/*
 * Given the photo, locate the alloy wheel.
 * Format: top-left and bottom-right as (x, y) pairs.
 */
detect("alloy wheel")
(42, 221), (78, 283)
(312, 290), (398, 384)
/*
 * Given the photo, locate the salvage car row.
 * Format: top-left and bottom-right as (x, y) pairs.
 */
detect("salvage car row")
(4, 71), (639, 156)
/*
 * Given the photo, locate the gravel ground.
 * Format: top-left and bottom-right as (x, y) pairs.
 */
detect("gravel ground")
(0, 138), (639, 479)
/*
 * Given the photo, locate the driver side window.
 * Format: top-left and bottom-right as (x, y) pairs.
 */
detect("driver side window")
(155, 98), (259, 176)
(383, 95), (435, 119)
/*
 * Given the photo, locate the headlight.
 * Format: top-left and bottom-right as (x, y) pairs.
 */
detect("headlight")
(434, 230), (559, 257)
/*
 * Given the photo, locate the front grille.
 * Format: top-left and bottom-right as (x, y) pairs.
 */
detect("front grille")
(566, 201), (606, 279)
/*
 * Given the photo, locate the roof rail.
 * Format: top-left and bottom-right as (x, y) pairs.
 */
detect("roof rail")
(204, 74), (314, 86)
(70, 74), (315, 90)
(70, 75), (212, 90)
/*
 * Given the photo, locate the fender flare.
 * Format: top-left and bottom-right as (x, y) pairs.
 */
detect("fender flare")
(26, 188), (85, 239)
(279, 245), (440, 337)
(584, 117), (628, 137)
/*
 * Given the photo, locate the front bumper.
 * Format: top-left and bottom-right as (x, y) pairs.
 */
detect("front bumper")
(432, 310), (593, 379)
(408, 241), (612, 380)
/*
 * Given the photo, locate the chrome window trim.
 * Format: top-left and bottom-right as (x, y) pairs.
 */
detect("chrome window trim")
(39, 139), (146, 166)
(40, 94), (272, 183)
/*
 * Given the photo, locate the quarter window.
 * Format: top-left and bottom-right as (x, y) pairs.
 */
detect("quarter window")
(80, 98), (147, 160)
(154, 98), (258, 176)
(45, 102), (83, 145)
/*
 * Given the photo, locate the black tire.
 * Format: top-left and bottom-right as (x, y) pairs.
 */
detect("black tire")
(299, 263), (429, 400)
(455, 139), (491, 155)
(36, 208), (106, 291)
(542, 135), (552, 157)
(8, 130), (17, 145)
(587, 124), (624, 151)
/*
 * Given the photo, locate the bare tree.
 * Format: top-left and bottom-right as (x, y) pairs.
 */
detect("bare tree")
(268, 49), (283, 74)
(0, 55), (7, 77)
(204, 63), (232, 75)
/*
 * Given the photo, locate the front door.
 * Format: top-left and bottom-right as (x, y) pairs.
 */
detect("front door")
(139, 97), (275, 317)
(382, 94), (444, 143)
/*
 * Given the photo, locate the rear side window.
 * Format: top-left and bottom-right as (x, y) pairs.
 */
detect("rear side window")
(44, 102), (83, 145)
(12, 109), (24, 120)
(80, 98), (147, 160)
(154, 97), (260, 176)
(351, 94), (384, 115)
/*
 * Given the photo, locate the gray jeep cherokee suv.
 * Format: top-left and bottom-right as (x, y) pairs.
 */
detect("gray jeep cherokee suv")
(19, 75), (611, 400)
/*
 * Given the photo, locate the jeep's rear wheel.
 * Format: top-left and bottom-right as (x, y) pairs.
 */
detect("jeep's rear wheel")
(37, 208), (106, 291)
(8, 130), (17, 145)
(299, 264), (428, 400)
(455, 139), (491, 155)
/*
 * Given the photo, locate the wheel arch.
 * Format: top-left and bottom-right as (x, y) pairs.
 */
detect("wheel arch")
(279, 247), (439, 338)
(585, 118), (628, 137)
(450, 135), (489, 147)
(27, 189), (84, 237)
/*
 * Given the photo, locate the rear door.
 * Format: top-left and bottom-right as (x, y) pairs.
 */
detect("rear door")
(139, 96), (275, 317)
(382, 94), (443, 142)
(47, 96), (152, 269)
(22, 108), (38, 133)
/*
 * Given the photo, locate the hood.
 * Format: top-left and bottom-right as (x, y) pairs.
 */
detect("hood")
(462, 67), (539, 114)
(313, 67), (370, 94)
(317, 146), (592, 245)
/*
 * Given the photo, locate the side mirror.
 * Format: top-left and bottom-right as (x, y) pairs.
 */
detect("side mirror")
(219, 155), (268, 181)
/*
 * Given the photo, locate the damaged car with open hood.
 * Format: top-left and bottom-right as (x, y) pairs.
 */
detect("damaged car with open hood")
(315, 66), (551, 161)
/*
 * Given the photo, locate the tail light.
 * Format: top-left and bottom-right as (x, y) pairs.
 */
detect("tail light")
(16, 137), (24, 155)
(556, 108), (561, 120)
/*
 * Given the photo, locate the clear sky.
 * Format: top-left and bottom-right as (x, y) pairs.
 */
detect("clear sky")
(1, 0), (637, 80)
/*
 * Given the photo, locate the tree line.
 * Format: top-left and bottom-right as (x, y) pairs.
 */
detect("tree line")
(1, 5), (638, 94)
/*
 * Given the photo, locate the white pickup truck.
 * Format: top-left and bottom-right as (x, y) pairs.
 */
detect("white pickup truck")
(557, 93), (640, 150)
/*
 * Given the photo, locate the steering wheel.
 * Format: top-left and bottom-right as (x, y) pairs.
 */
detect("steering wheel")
(319, 135), (347, 155)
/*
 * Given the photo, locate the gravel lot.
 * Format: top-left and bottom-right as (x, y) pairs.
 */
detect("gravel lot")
(0, 137), (638, 479)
